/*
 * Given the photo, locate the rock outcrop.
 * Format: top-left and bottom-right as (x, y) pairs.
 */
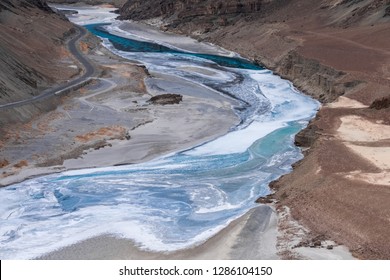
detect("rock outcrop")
(148, 94), (183, 105)
(369, 96), (390, 110)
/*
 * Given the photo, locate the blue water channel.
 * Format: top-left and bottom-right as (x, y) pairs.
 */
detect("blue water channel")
(85, 24), (264, 70)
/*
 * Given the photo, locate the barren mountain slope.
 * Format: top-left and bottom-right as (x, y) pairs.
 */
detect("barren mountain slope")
(0, 0), (80, 123)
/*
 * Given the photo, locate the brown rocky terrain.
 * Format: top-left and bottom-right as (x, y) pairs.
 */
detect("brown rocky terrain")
(119, 0), (390, 259)
(119, 0), (264, 21)
(0, 0), (78, 123)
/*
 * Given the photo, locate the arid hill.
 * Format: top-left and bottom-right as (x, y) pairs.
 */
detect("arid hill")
(119, 0), (265, 20)
(119, 0), (389, 26)
(0, 0), (78, 123)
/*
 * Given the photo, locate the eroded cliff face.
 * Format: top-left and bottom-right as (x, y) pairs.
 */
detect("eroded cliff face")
(0, 0), (78, 123)
(119, 0), (389, 24)
(119, 0), (266, 21)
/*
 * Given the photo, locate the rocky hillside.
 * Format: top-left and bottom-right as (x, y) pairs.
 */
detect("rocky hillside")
(119, 0), (265, 20)
(0, 0), (77, 122)
(120, 0), (389, 26)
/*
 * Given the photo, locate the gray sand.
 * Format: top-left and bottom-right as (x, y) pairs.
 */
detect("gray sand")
(40, 205), (279, 260)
